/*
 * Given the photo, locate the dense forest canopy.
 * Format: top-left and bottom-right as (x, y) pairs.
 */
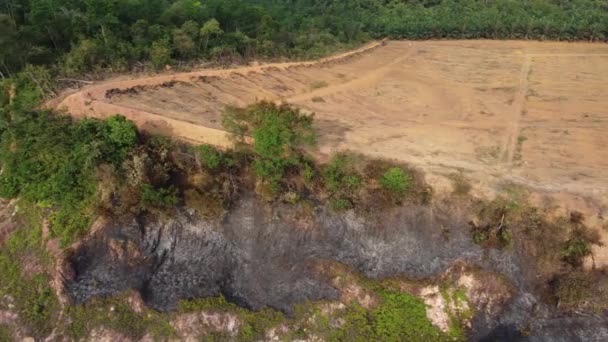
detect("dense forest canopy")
(1, 0), (607, 79)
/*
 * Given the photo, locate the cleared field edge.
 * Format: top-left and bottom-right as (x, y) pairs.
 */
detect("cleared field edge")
(52, 40), (386, 147)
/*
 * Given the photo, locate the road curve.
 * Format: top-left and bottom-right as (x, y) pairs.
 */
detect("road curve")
(53, 41), (385, 148)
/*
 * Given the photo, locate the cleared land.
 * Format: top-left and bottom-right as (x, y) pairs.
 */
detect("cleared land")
(56, 40), (608, 200)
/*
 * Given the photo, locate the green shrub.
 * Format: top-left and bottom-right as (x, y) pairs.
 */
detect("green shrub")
(197, 144), (223, 170)
(379, 167), (411, 195)
(0, 255), (59, 337)
(322, 153), (361, 195)
(222, 102), (316, 189)
(330, 288), (448, 342)
(140, 184), (179, 208)
(301, 162), (315, 184)
(105, 115), (138, 161)
(561, 237), (592, 266)
(0, 113), (139, 246)
(332, 198), (353, 211)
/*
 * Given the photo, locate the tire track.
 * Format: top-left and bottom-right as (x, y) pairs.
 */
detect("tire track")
(501, 55), (532, 165)
(283, 48), (417, 104)
(50, 41), (385, 147)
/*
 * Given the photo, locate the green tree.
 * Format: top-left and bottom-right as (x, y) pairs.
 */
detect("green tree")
(222, 102), (316, 188)
(172, 29), (196, 58)
(105, 115), (137, 148)
(150, 38), (172, 70)
(200, 18), (223, 51)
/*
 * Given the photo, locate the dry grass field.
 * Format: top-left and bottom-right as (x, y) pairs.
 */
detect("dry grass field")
(56, 40), (608, 203)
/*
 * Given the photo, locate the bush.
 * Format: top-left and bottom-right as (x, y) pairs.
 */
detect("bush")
(197, 144), (223, 170)
(184, 188), (224, 218)
(329, 288), (447, 341)
(379, 167), (411, 195)
(140, 184), (179, 208)
(0, 113), (139, 246)
(222, 102), (316, 190)
(561, 237), (592, 266)
(332, 198), (353, 211)
(322, 153), (361, 195)
(105, 115), (138, 161)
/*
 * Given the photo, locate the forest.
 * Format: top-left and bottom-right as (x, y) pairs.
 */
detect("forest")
(1, 0), (607, 81)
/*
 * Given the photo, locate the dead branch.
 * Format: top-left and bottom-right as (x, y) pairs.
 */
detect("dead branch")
(494, 213), (506, 233)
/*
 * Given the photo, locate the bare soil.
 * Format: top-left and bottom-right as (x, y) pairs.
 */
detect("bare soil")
(53, 39), (608, 239)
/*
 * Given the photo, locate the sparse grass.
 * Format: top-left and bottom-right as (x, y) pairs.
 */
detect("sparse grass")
(65, 295), (176, 340)
(517, 135), (528, 144)
(184, 188), (225, 218)
(0, 324), (13, 342)
(470, 197), (517, 249)
(448, 173), (472, 196)
(309, 80), (329, 90)
(474, 145), (500, 163)
(561, 237), (592, 266)
(0, 202), (59, 338)
(0, 254), (59, 337)
(179, 296), (285, 342)
(555, 270), (608, 313)
(439, 285), (472, 340)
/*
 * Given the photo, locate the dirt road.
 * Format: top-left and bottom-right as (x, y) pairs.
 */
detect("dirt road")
(54, 41), (384, 147)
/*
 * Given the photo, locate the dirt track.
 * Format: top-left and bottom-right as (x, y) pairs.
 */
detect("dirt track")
(54, 40), (608, 209)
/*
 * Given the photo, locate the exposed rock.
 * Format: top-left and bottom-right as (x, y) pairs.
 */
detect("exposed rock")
(171, 311), (240, 340)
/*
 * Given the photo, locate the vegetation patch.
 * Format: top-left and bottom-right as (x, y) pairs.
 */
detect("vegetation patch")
(222, 102), (316, 192)
(179, 296), (285, 342)
(0, 254), (59, 338)
(379, 167), (411, 196)
(0, 112), (137, 246)
(328, 287), (450, 342)
(448, 173), (472, 196)
(65, 295), (175, 340)
(310, 80), (329, 90)
(0, 324), (12, 342)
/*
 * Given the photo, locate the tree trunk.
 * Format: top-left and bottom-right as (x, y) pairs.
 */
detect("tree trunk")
(0, 61), (11, 78)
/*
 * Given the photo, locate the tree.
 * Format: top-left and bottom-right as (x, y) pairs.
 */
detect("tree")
(200, 18), (223, 51)
(63, 39), (102, 75)
(222, 102), (316, 188)
(105, 115), (137, 148)
(172, 29), (195, 58)
(150, 38), (172, 70)
(0, 14), (18, 78)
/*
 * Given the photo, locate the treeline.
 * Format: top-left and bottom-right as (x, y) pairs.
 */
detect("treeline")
(1, 0), (607, 80)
